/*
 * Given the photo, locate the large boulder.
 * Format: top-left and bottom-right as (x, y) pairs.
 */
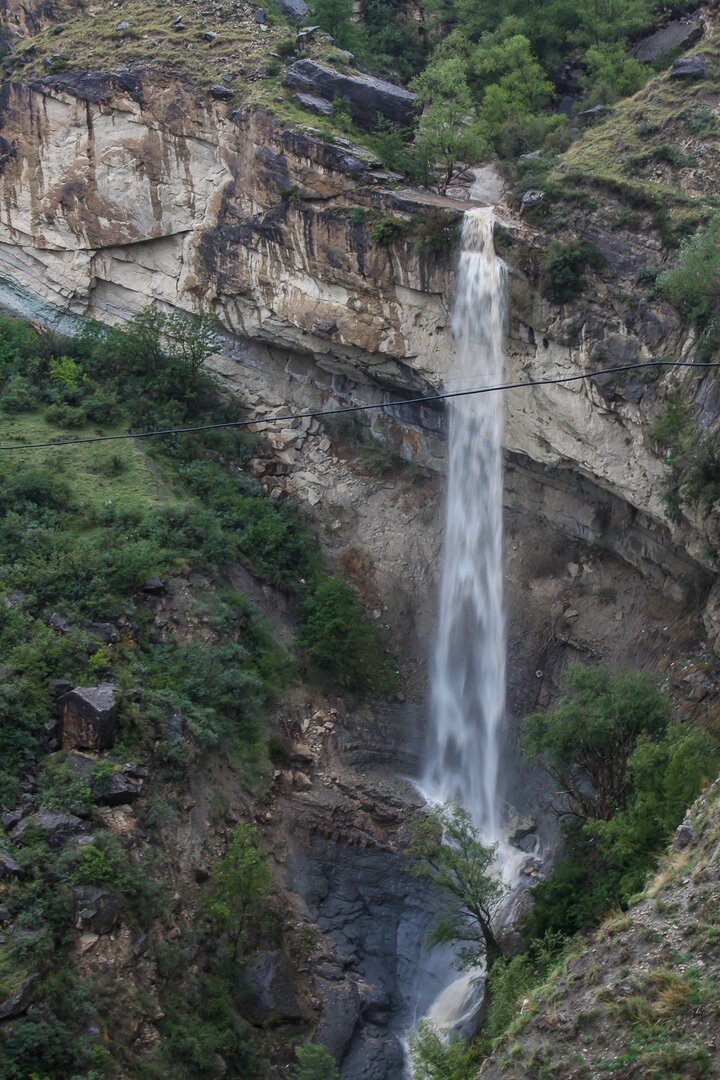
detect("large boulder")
(283, 60), (416, 130)
(0, 851), (25, 879)
(238, 950), (310, 1023)
(11, 811), (88, 849)
(0, 973), (40, 1020)
(61, 683), (118, 751)
(276, 0), (309, 21)
(72, 886), (125, 934)
(670, 54), (707, 79)
(632, 16), (703, 63)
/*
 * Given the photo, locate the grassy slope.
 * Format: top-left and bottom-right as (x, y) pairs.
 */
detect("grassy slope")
(482, 781), (720, 1079)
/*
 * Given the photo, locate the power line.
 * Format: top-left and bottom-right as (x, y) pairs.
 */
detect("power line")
(0, 360), (717, 453)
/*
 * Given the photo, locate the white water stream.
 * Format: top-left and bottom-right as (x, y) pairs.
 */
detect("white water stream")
(412, 208), (515, 1055)
(422, 207), (508, 844)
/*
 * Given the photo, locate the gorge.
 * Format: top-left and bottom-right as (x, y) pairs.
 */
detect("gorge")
(0, 0), (719, 1077)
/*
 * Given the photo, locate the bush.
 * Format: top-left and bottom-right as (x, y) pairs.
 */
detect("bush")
(290, 1043), (340, 1080)
(542, 240), (605, 303)
(370, 214), (407, 246)
(299, 575), (394, 693)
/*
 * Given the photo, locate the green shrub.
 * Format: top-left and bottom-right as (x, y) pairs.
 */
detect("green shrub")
(688, 107), (719, 137)
(542, 240), (605, 303)
(412, 210), (460, 256)
(2, 375), (40, 413)
(299, 575), (394, 693)
(370, 214), (407, 246)
(290, 1043), (340, 1080)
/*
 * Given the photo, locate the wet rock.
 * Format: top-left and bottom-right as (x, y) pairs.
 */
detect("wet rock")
(509, 815), (537, 847)
(11, 810), (88, 849)
(0, 851), (25, 879)
(0, 973), (39, 1020)
(632, 16), (703, 63)
(238, 950), (310, 1022)
(61, 683), (118, 751)
(292, 92), (333, 117)
(73, 886), (124, 934)
(142, 577), (166, 595)
(284, 60), (415, 130)
(276, 0), (310, 22)
(314, 974), (361, 1061)
(670, 54), (707, 79)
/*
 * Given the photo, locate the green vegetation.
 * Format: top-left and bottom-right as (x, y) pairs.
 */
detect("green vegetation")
(521, 665), (717, 937)
(369, 213), (408, 246)
(657, 215), (720, 358)
(542, 239), (606, 303)
(407, 803), (507, 969)
(0, 308), (394, 1079)
(290, 1043), (340, 1080)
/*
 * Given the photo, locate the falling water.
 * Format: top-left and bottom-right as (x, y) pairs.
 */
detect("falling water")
(422, 206), (507, 845)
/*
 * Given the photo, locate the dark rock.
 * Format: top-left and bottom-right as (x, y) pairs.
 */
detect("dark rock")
(12, 811), (88, 849)
(72, 886), (124, 934)
(61, 683), (118, 752)
(520, 188), (544, 211)
(292, 92), (333, 117)
(85, 621), (120, 644)
(195, 864), (210, 883)
(31, 70), (143, 105)
(632, 16), (703, 63)
(283, 60), (416, 130)
(210, 84), (234, 100)
(172, 20), (186, 30)
(203, 30), (218, 40)
(578, 104), (611, 120)
(296, 23), (321, 46)
(52, 24), (64, 34)
(142, 576), (166, 595)
(121, 762), (149, 780)
(48, 612), (71, 633)
(165, 711), (185, 745)
(0, 973), (39, 1020)
(670, 54), (707, 78)
(0, 905), (11, 924)
(238, 950), (309, 1022)
(313, 318), (338, 337)
(276, 0), (309, 22)
(622, 378), (644, 405)
(23, 43), (36, 54)
(2, 810), (23, 831)
(94, 772), (142, 807)
(254, 8), (267, 23)
(674, 821), (694, 849)
(3, 589), (26, 609)
(49, 678), (73, 699)
(0, 851), (25, 879)
(66, 750), (95, 779)
(314, 975), (361, 1061)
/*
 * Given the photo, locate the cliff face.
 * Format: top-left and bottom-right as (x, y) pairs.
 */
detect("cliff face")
(0, 70), (715, 594)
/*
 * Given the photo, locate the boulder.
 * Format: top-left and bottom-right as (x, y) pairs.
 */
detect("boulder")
(283, 60), (416, 130)
(72, 886), (124, 934)
(142, 576), (166, 595)
(210, 84), (234, 101)
(0, 973), (39, 1020)
(238, 950), (309, 1022)
(632, 17), (703, 63)
(674, 821), (693, 850)
(48, 612), (71, 633)
(254, 8), (267, 23)
(85, 621), (120, 644)
(670, 54), (707, 79)
(61, 683), (118, 751)
(94, 772), (143, 807)
(520, 188), (544, 211)
(508, 815), (537, 847)
(314, 975), (361, 1061)
(2, 810), (23, 832)
(276, 0), (309, 22)
(0, 851), (25, 879)
(292, 92), (333, 117)
(11, 810), (88, 849)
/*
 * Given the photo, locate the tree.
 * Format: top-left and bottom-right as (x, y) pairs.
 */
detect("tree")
(290, 1043), (340, 1080)
(411, 59), (487, 192)
(313, 0), (354, 45)
(407, 803), (508, 970)
(521, 664), (669, 821)
(407, 1019), (482, 1080)
(204, 823), (276, 961)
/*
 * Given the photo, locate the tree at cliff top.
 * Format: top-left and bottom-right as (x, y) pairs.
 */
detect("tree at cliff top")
(411, 58), (487, 192)
(408, 803), (507, 970)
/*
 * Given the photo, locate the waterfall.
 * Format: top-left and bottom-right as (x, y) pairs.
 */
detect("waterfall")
(422, 207), (507, 846)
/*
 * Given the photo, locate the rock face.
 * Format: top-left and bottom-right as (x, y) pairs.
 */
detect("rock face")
(238, 950), (310, 1022)
(283, 60), (416, 129)
(72, 886), (124, 934)
(632, 15), (703, 62)
(11, 810), (88, 848)
(61, 683), (118, 751)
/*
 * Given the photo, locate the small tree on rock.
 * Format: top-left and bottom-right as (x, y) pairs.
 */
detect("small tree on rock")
(408, 803), (507, 970)
(204, 822), (276, 961)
